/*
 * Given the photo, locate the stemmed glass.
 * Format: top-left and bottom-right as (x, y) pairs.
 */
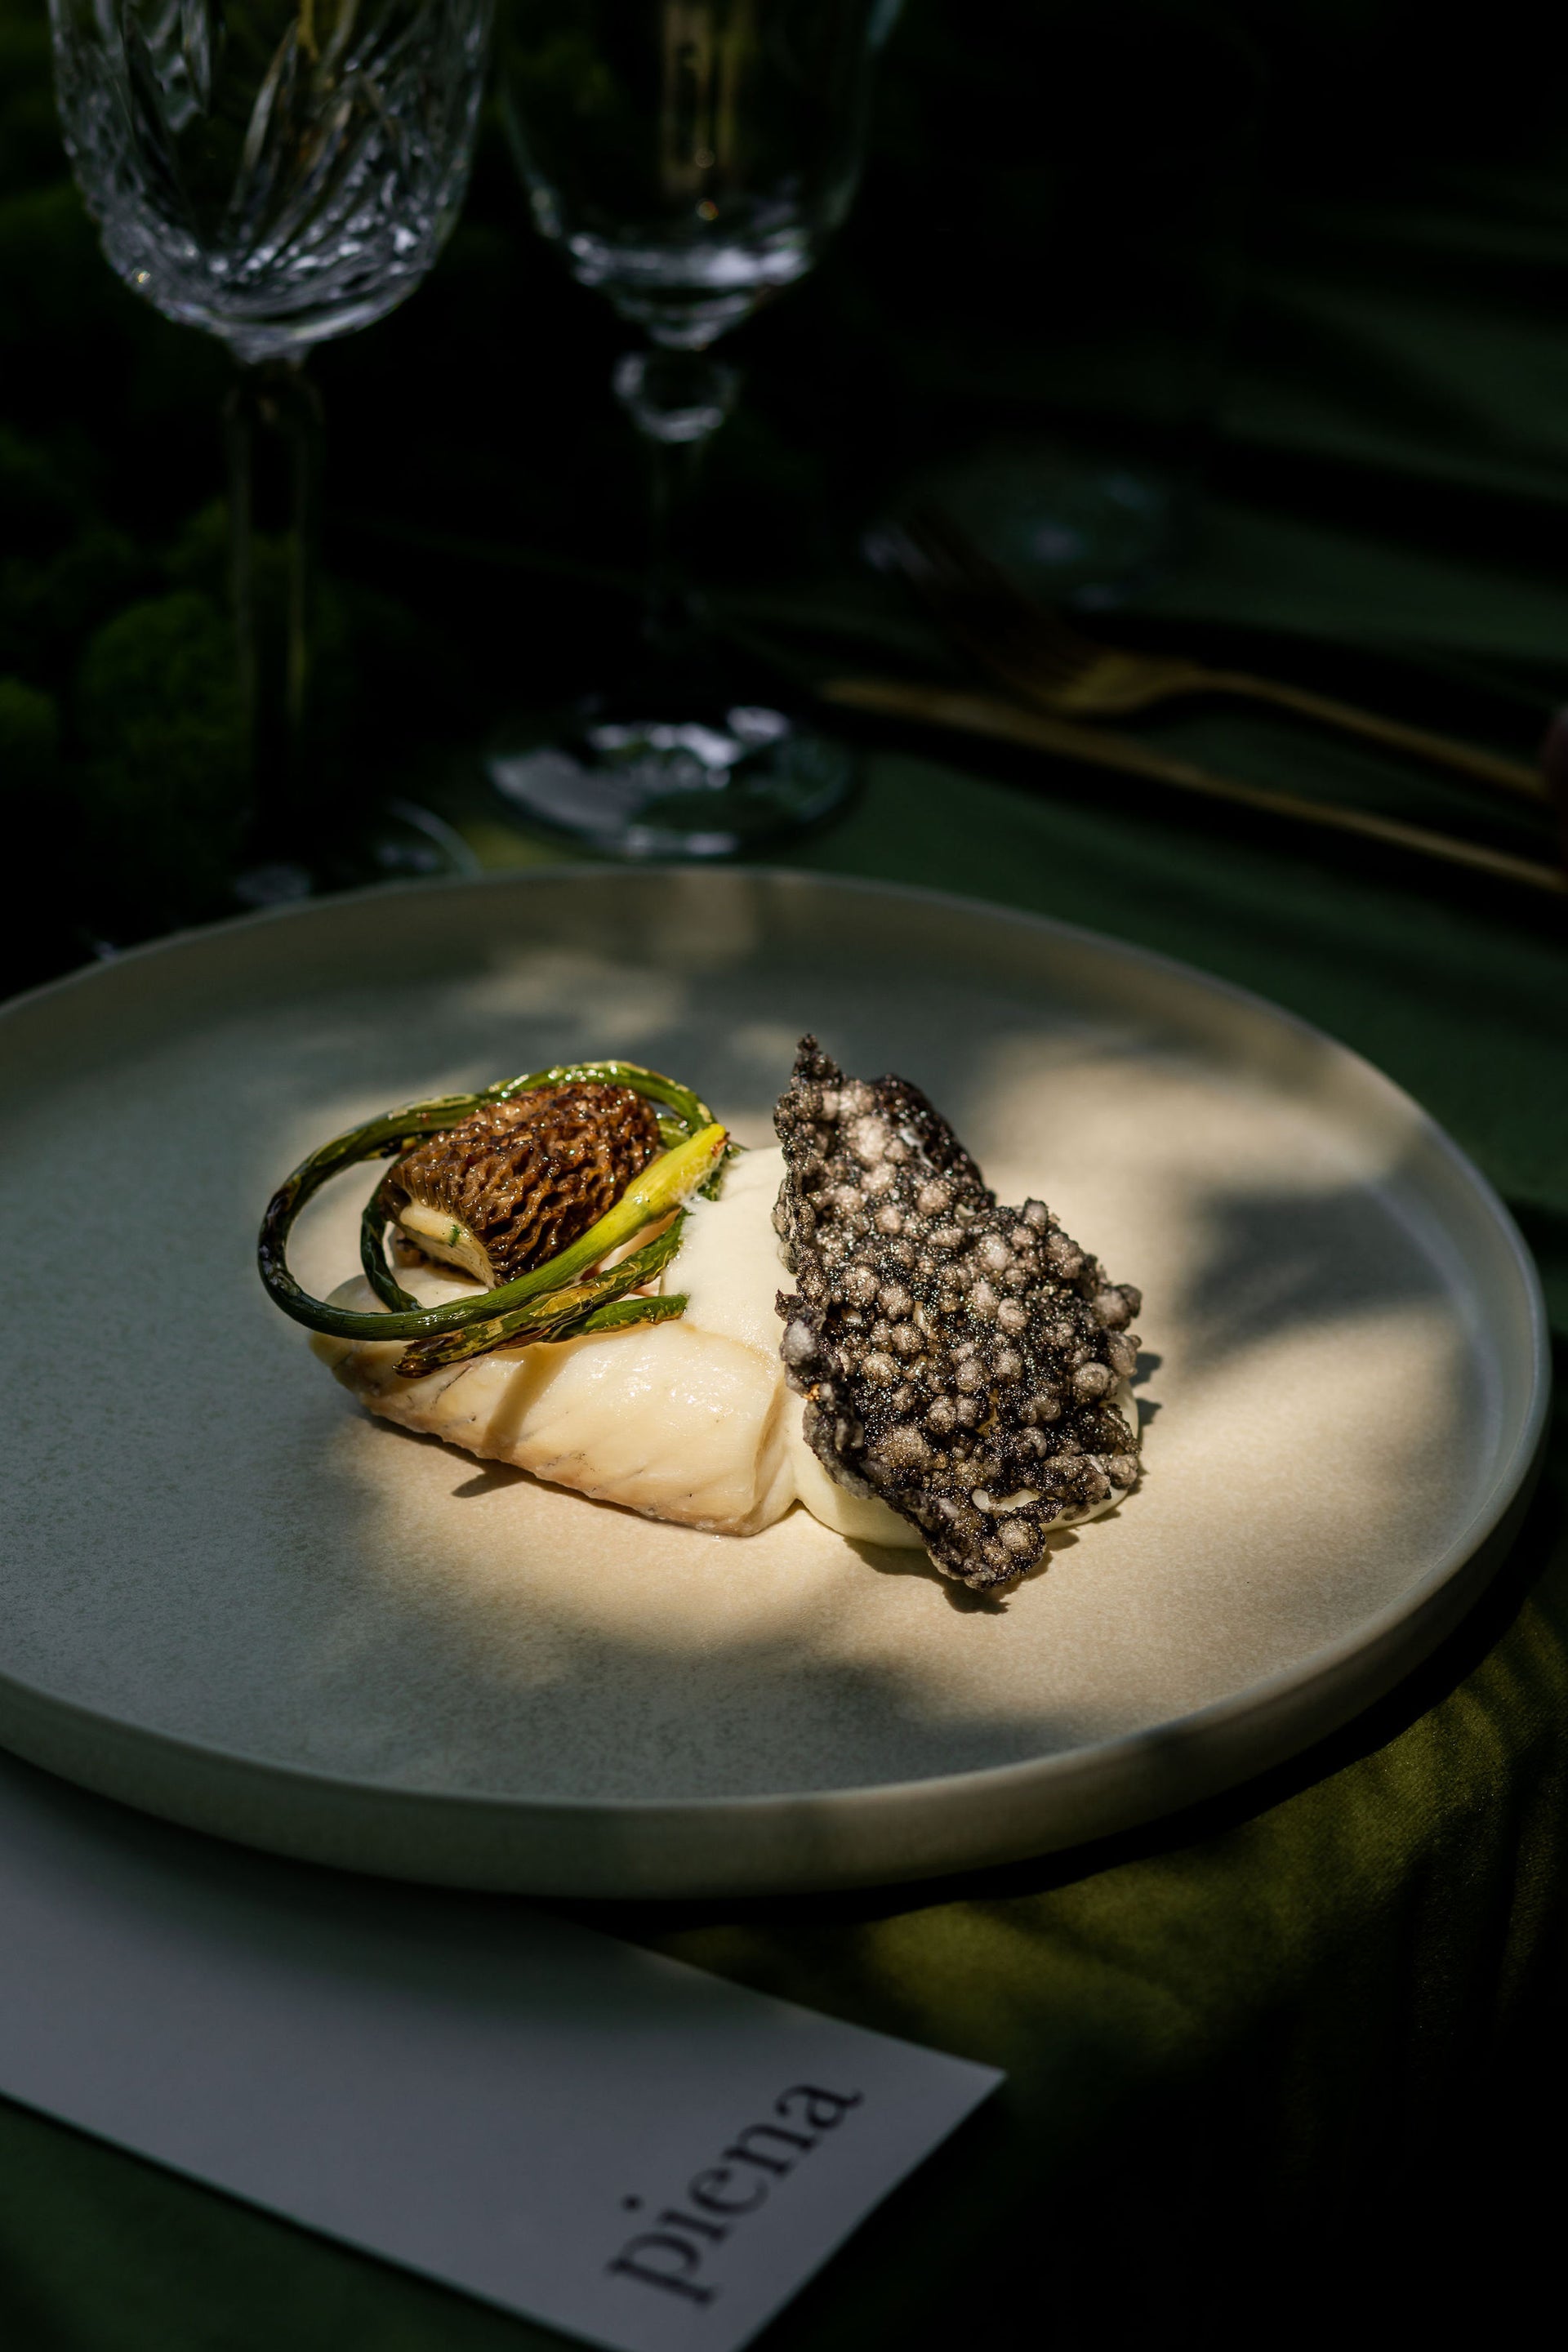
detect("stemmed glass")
(49, 0), (493, 890)
(492, 0), (893, 859)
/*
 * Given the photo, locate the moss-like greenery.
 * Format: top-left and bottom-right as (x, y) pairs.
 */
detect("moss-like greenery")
(74, 590), (247, 929)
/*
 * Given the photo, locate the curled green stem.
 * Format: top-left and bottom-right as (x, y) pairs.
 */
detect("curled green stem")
(393, 1215), (691, 1378)
(258, 1060), (724, 1348)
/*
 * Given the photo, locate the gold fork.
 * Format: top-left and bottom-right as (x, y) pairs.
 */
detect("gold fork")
(883, 510), (1548, 803)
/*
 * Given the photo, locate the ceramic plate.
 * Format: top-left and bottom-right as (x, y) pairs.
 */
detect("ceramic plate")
(0, 871), (1548, 1895)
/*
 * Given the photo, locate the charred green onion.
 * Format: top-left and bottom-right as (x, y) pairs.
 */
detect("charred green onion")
(258, 1060), (727, 1374)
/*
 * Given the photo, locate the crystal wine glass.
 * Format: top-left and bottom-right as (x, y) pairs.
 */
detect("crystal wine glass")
(49, 0), (493, 889)
(491, 0), (894, 858)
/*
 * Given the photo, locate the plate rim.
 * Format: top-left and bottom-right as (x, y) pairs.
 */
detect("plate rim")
(0, 866), (1551, 1879)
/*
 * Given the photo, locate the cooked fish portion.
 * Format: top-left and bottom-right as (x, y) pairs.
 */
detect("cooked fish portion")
(314, 1267), (794, 1537)
(773, 1037), (1143, 1592)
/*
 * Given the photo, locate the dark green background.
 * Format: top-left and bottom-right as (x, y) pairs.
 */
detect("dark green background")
(6, 0), (1568, 964)
(3, 3), (1568, 2345)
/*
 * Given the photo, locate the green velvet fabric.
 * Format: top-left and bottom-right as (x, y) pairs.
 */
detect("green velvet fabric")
(3, 1), (1568, 2344)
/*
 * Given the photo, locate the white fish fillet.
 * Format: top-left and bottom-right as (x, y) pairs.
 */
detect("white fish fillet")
(320, 1298), (793, 1533)
(316, 1147), (1129, 1549)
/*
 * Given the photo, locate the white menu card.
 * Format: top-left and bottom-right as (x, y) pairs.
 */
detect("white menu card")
(0, 1755), (1000, 2352)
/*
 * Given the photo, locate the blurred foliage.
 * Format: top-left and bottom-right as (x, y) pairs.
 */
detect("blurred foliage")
(74, 590), (247, 932)
(0, 673), (60, 793)
(4, 0), (1568, 990)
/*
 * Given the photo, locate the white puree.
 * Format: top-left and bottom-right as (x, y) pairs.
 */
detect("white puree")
(659, 1147), (923, 1546)
(316, 1145), (1134, 1554)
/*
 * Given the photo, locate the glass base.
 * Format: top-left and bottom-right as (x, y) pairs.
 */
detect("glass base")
(487, 700), (857, 858)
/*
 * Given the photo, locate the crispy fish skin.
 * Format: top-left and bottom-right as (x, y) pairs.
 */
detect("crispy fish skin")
(773, 1037), (1143, 1592)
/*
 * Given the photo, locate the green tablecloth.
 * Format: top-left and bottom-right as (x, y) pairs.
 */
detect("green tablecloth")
(6, 2), (1568, 2342)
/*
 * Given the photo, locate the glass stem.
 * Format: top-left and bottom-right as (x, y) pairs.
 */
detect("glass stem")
(224, 357), (323, 852)
(612, 350), (739, 665)
(644, 430), (709, 657)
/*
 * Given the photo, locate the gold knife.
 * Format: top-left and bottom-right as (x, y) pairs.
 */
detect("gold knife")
(821, 675), (1566, 898)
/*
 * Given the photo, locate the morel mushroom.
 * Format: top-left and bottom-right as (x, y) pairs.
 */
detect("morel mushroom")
(389, 1081), (663, 1286)
(257, 1058), (725, 1376)
(774, 1037), (1143, 1592)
